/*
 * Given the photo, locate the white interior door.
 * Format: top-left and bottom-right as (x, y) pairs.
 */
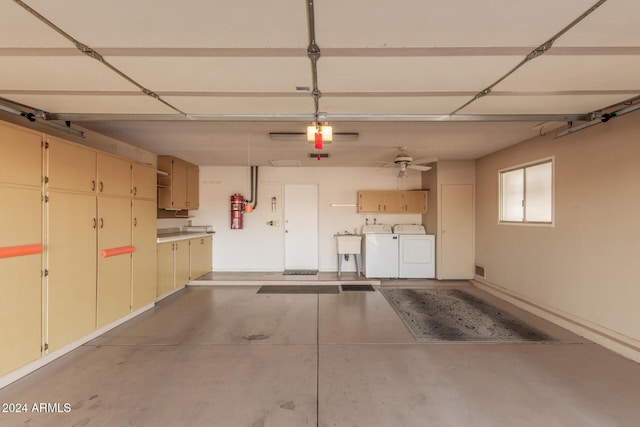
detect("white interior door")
(440, 184), (474, 279)
(284, 184), (318, 270)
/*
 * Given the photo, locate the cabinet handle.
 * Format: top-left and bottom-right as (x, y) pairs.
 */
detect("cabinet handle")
(133, 218), (137, 227)
(91, 180), (96, 191)
(133, 186), (137, 196)
(100, 218), (104, 229)
(93, 218), (97, 229)
(99, 181), (104, 192)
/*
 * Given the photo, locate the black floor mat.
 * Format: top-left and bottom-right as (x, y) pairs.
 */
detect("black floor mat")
(282, 270), (318, 275)
(341, 284), (375, 292)
(257, 285), (339, 294)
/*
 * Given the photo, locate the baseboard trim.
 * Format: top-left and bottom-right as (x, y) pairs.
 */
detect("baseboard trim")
(472, 278), (640, 363)
(155, 285), (186, 302)
(0, 303), (155, 390)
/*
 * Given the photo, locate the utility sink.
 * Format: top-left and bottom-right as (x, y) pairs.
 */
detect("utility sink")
(335, 234), (362, 254)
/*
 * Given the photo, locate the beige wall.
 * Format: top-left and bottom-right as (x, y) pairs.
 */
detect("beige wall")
(191, 166), (425, 272)
(475, 113), (640, 360)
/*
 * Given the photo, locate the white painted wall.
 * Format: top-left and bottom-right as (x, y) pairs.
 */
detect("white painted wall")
(475, 112), (640, 361)
(189, 166), (424, 272)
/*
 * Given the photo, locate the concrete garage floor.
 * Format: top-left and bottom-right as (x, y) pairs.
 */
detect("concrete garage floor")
(2, 281), (640, 426)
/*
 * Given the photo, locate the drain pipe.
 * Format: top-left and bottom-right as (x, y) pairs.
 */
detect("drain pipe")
(244, 166), (259, 211)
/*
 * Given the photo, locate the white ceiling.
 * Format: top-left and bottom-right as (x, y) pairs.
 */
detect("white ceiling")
(0, 0), (638, 168)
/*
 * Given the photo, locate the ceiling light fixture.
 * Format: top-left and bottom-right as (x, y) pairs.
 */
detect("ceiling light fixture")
(306, 122), (333, 148)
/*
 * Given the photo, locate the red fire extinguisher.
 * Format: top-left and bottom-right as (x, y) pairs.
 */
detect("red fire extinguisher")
(230, 194), (244, 229)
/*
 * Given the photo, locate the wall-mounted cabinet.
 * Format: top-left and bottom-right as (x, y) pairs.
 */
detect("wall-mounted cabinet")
(157, 155), (198, 210)
(132, 163), (157, 200)
(0, 122), (42, 187)
(97, 153), (131, 197)
(46, 137), (97, 193)
(357, 190), (428, 213)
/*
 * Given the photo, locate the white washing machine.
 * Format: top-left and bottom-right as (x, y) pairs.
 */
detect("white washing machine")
(393, 224), (435, 278)
(361, 224), (398, 278)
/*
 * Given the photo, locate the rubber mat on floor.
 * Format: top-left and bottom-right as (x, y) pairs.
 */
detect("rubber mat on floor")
(257, 285), (339, 294)
(341, 284), (375, 292)
(380, 288), (553, 342)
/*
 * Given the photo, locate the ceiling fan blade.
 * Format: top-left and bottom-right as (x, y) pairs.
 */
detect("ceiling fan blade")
(408, 164), (432, 172)
(411, 157), (438, 165)
(376, 161), (397, 169)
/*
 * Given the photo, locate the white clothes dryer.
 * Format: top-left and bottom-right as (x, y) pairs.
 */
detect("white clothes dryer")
(393, 224), (435, 278)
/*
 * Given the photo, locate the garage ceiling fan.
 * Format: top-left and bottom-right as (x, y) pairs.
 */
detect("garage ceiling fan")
(379, 147), (437, 177)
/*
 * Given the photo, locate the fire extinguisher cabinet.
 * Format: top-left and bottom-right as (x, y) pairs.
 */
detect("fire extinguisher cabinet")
(230, 194), (244, 229)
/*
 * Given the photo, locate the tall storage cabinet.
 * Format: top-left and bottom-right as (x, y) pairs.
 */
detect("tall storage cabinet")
(1, 119), (158, 380)
(132, 198), (157, 311)
(0, 122), (43, 376)
(46, 191), (97, 351)
(45, 137), (99, 352)
(96, 196), (132, 328)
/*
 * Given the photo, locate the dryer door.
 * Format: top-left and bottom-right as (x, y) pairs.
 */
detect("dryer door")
(398, 235), (435, 278)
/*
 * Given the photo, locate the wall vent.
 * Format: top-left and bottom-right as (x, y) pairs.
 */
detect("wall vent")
(475, 264), (486, 278)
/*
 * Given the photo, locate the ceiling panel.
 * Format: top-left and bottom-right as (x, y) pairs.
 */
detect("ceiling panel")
(0, 2), (73, 48)
(164, 96), (314, 115)
(0, 94), (177, 114)
(315, 0), (595, 48)
(26, 0), (308, 48)
(0, 56), (139, 91)
(107, 57), (311, 92)
(460, 94), (637, 115)
(555, 0), (640, 47)
(320, 96), (469, 115)
(319, 57), (522, 92)
(495, 56), (640, 92)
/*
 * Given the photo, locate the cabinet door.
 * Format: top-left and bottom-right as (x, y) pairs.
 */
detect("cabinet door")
(0, 186), (42, 376)
(357, 191), (382, 212)
(97, 197), (132, 328)
(46, 191), (97, 351)
(190, 236), (212, 280)
(132, 200), (157, 310)
(157, 242), (175, 297)
(174, 240), (191, 287)
(403, 191), (428, 213)
(381, 191), (404, 212)
(172, 158), (188, 209)
(97, 153), (131, 197)
(0, 122), (42, 187)
(132, 162), (157, 200)
(46, 137), (96, 193)
(186, 163), (199, 210)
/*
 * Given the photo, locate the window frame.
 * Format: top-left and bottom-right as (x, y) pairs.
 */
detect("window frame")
(498, 157), (554, 226)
